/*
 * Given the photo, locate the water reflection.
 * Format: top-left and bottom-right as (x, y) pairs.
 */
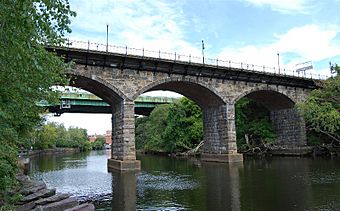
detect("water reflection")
(239, 157), (312, 211)
(111, 171), (137, 211)
(201, 162), (242, 211)
(29, 151), (340, 211)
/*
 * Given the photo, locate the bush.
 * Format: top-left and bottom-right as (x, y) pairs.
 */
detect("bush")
(92, 137), (105, 150)
(235, 98), (277, 148)
(135, 98), (203, 153)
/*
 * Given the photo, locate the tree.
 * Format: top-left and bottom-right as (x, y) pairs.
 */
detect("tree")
(0, 0), (75, 199)
(135, 116), (151, 150)
(235, 98), (276, 150)
(34, 123), (58, 150)
(135, 98), (203, 153)
(92, 137), (106, 150)
(68, 127), (90, 151)
(162, 98), (203, 152)
(297, 65), (340, 143)
(143, 104), (170, 152)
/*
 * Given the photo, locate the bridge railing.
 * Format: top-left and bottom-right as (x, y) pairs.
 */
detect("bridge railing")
(61, 39), (328, 80)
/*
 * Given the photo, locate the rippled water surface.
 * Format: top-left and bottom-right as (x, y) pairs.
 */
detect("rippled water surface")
(29, 150), (340, 210)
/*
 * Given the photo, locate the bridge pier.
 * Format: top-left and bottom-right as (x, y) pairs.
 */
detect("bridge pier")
(108, 100), (141, 171)
(270, 108), (307, 146)
(201, 103), (243, 163)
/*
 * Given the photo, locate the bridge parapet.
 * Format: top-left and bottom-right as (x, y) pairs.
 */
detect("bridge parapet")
(55, 39), (327, 80)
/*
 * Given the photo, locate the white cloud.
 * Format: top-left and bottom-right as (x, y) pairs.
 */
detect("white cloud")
(217, 24), (340, 75)
(69, 0), (200, 54)
(242, 0), (315, 13)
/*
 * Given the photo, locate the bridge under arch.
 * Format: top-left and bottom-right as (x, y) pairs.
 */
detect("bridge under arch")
(49, 46), (317, 171)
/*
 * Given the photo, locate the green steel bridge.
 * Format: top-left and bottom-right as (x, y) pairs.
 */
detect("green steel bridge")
(39, 92), (178, 116)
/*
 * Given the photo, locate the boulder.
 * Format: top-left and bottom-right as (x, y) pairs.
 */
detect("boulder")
(64, 203), (95, 211)
(15, 201), (35, 211)
(19, 180), (47, 196)
(38, 197), (79, 211)
(35, 193), (71, 205)
(20, 188), (56, 204)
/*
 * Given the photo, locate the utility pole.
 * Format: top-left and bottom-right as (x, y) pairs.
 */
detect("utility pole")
(106, 24), (109, 52)
(277, 52), (280, 74)
(202, 40), (205, 64)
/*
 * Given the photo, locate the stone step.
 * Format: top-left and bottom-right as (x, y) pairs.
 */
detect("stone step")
(37, 197), (79, 211)
(19, 181), (47, 196)
(35, 193), (71, 206)
(64, 203), (95, 211)
(16, 201), (36, 211)
(19, 188), (56, 204)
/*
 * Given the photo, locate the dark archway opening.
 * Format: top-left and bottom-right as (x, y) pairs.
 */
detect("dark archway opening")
(235, 90), (301, 153)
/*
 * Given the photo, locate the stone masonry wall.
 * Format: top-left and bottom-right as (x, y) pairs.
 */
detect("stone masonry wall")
(111, 100), (136, 161)
(270, 108), (307, 146)
(202, 103), (237, 154)
(71, 64), (310, 160)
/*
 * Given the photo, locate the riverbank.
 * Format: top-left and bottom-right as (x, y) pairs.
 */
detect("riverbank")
(14, 172), (94, 211)
(138, 144), (340, 159)
(14, 148), (95, 210)
(21, 148), (80, 158)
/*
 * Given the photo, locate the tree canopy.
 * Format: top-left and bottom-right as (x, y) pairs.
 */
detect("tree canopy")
(297, 65), (340, 143)
(235, 98), (276, 150)
(0, 0), (75, 199)
(135, 98), (203, 153)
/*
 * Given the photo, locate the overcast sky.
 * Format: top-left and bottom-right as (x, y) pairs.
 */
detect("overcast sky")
(48, 0), (340, 135)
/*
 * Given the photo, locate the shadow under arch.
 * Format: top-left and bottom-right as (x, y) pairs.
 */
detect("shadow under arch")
(233, 87), (306, 146)
(134, 78), (243, 162)
(233, 87), (296, 110)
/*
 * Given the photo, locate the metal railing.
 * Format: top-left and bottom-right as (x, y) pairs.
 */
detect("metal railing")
(60, 39), (328, 80)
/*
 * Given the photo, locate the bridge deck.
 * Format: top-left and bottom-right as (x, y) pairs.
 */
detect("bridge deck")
(47, 43), (321, 89)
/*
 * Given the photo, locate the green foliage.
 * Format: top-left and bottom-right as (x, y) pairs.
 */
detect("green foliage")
(0, 0), (75, 201)
(135, 117), (150, 150)
(306, 132), (322, 146)
(235, 98), (277, 149)
(67, 127), (89, 151)
(141, 104), (170, 152)
(162, 98), (203, 153)
(297, 69), (340, 143)
(135, 98), (203, 153)
(92, 137), (106, 150)
(33, 123), (91, 151)
(34, 123), (58, 149)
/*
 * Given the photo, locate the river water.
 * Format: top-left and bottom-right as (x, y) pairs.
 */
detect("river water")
(29, 150), (340, 210)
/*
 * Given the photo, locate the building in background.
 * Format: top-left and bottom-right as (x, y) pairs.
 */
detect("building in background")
(105, 130), (112, 145)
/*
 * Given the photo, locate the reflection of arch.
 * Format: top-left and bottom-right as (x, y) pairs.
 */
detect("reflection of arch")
(68, 73), (127, 105)
(233, 87), (295, 110)
(133, 78), (225, 108)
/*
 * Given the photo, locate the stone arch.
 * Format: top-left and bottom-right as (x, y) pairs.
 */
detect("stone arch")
(68, 72), (127, 105)
(133, 77), (225, 108)
(232, 86), (306, 146)
(232, 86), (296, 110)
(133, 77), (243, 162)
(67, 71), (140, 169)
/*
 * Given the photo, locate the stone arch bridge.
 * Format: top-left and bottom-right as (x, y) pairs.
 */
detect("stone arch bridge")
(48, 46), (318, 171)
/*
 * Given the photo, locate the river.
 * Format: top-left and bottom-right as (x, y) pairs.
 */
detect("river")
(29, 150), (340, 210)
